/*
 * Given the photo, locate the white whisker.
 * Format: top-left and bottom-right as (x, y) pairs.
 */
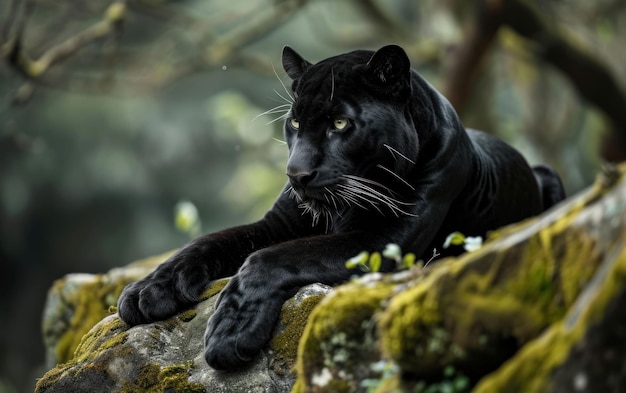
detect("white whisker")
(329, 67), (335, 102)
(285, 172), (418, 227)
(336, 188), (371, 211)
(265, 112), (291, 125)
(272, 63), (295, 103)
(339, 183), (392, 216)
(376, 164), (416, 191)
(273, 89), (294, 105)
(340, 175), (418, 217)
(325, 187), (340, 211)
(253, 103), (292, 124)
(272, 138), (287, 145)
(384, 143), (415, 164)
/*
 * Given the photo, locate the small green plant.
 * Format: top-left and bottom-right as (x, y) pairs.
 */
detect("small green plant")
(345, 243), (429, 272)
(442, 232), (483, 252)
(345, 232), (483, 273)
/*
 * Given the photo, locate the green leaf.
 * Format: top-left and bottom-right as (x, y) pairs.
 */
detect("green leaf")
(369, 252), (382, 273)
(345, 251), (369, 270)
(443, 232), (466, 249)
(401, 253), (416, 269)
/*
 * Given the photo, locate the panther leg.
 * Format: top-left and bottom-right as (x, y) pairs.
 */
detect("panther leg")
(204, 273), (285, 370)
(118, 243), (215, 325)
(203, 241), (356, 370)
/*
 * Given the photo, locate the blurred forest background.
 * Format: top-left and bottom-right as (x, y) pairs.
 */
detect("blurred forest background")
(1, 0), (625, 392)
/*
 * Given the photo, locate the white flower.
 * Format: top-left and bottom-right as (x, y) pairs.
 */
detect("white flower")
(463, 236), (483, 252)
(382, 243), (402, 260)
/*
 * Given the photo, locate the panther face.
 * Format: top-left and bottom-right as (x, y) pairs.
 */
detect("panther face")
(281, 46), (419, 228)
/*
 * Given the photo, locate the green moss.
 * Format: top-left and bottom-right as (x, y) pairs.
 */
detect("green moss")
(74, 316), (128, 359)
(557, 230), (600, 306)
(291, 377), (305, 393)
(36, 315), (133, 392)
(39, 266), (230, 391)
(199, 278), (229, 301)
(177, 309), (198, 322)
(37, 312), (209, 393)
(271, 294), (326, 371)
(48, 251), (175, 365)
(134, 363), (161, 389)
(158, 362), (206, 392)
(294, 280), (395, 391)
(52, 277), (125, 362)
(323, 379), (354, 392)
(162, 310), (197, 331)
(472, 245), (626, 393)
(120, 361), (206, 393)
(378, 211), (607, 379)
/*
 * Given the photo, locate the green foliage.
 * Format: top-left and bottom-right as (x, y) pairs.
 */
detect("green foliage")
(345, 244), (419, 273)
(345, 251), (371, 271)
(345, 232), (483, 274)
(443, 232), (483, 252)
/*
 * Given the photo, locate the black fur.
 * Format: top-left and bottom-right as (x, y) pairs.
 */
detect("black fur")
(117, 45), (565, 370)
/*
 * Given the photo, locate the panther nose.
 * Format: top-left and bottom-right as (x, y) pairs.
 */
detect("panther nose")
(287, 170), (318, 189)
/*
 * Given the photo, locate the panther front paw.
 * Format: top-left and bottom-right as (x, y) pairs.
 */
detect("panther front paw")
(204, 332), (256, 371)
(203, 276), (281, 370)
(117, 279), (190, 325)
(117, 249), (212, 326)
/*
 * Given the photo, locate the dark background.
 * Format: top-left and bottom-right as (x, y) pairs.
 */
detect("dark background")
(1, 0), (625, 392)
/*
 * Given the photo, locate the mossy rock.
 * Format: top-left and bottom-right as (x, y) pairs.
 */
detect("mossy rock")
(36, 280), (332, 393)
(41, 251), (175, 367)
(293, 164), (626, 392)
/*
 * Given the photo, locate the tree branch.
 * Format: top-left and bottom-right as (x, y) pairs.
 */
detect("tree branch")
(501, 0), (626, 161)
(444, 0), (626, 161)
(2, 0), (310, 101)
(5, 1), (126, 80)
(443, 1), (504, 111)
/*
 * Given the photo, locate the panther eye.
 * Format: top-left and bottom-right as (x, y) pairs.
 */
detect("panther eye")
(289, 118), (300, 129)
(333, 117), (349, 131)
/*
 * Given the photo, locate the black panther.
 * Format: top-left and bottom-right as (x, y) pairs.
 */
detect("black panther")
(117, 44), (565, 370)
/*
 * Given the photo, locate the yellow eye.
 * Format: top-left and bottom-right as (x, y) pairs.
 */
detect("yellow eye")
(289, 118), (300, 129)
(333, 118), (348, 130)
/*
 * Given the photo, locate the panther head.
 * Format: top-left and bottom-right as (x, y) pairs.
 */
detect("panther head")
(281, 45), (419, 228)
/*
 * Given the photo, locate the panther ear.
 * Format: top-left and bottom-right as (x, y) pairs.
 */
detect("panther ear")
(282, 46), (312, 80)
(366, 44), (410, 86)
